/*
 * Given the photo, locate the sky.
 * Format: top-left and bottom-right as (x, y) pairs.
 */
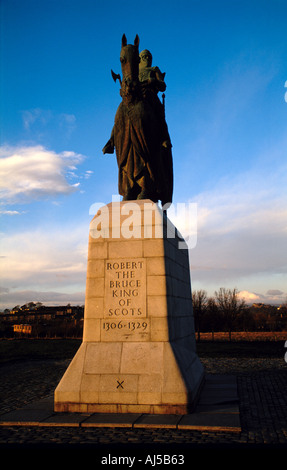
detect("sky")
(0, 0), (287, 309)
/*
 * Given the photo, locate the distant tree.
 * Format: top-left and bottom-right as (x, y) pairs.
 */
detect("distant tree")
(206, 296), (219, 340)
(239, 307), (255, 331)
(282, 308), (287, 330)
(279, 299), (287, 330)
(27, 302), (37, 310)
(192, 289), (208, 341)
(12, 305), (21, 312)
(254, 310), (268, 330)
(214, 288), (246, 341)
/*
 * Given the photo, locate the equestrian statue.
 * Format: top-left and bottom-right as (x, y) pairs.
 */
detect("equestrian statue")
(102, 34), (173, 207)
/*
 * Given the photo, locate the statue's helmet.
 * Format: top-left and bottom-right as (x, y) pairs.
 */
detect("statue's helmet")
(139, 49), (152, 67)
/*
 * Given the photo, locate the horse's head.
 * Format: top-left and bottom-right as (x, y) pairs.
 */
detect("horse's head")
(120, 34), (140, 102)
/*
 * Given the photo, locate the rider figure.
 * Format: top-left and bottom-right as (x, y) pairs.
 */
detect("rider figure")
(139, 49), (166, 92)
(103, 49), (172, 155)
(139, 49), (172, 150)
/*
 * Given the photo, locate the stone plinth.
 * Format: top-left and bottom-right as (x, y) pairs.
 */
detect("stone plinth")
(54, 200), (204, 414)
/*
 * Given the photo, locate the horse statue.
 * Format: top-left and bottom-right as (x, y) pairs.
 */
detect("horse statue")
(103, 34), (173, 207)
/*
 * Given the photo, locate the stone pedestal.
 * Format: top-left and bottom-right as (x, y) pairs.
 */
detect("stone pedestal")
(54, 200), (204, 414)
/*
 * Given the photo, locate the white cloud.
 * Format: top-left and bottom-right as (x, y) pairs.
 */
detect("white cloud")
(238, 290), (263, 303)
(0, 145), (84, 203)
(266, 289), (284, 297)
(0, 289), (85, 309)
(0, 219), (90, 309)
(0, 223), (88, 308)
(187, 162), (287, 298)
(0, 224), (88, 285)
(0, 210), (22, 215)
(21, 108), (76, 140)
(238, 289), (286, 305)
(58, 113), (77, 139)
(22, 108), (53, 131)
(84, 170), (94, 179)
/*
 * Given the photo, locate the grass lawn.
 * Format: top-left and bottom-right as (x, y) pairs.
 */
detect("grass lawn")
(0, 335), (285, 363)
(0, 338), (81, 364)
(196, 340), (284, 357)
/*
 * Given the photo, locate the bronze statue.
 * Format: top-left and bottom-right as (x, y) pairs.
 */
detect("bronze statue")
(103, 35), (173, 206)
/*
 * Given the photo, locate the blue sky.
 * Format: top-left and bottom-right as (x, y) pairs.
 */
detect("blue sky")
(1, 0), (287, 308)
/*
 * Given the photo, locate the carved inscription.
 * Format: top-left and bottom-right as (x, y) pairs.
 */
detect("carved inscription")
(117, 380), (124, 389)
(101, 318), (150, 341)
(104, 259), (146, 318)
(103, 320), (148, 331)
(103, 258), (149, 341)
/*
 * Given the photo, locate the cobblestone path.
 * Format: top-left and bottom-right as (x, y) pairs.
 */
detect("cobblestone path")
(0, 356), (286, 455)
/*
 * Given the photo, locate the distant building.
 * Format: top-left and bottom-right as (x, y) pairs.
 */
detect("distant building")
(13, 324), (32, 334)
(0, 304), (84, 338)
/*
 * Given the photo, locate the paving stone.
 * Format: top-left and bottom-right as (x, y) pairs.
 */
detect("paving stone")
(199, 392), (238, 404)
(81, 413), (142, 427)
(41, 413), (90, 427)
(0, 408), (54, 426)
(133, 414), (182, 428)
(196, 403), (239, 413)
(178, 413), (241, 432)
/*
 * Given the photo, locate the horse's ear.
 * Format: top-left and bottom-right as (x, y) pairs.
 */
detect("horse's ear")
(122, 34), (127, 47)
(134, 34), (140, 48)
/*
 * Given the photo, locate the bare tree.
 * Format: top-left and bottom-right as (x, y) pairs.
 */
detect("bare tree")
(206, 296), (219, 341)
(192, 289), (208, 341)
(214, 287), (246, 341)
